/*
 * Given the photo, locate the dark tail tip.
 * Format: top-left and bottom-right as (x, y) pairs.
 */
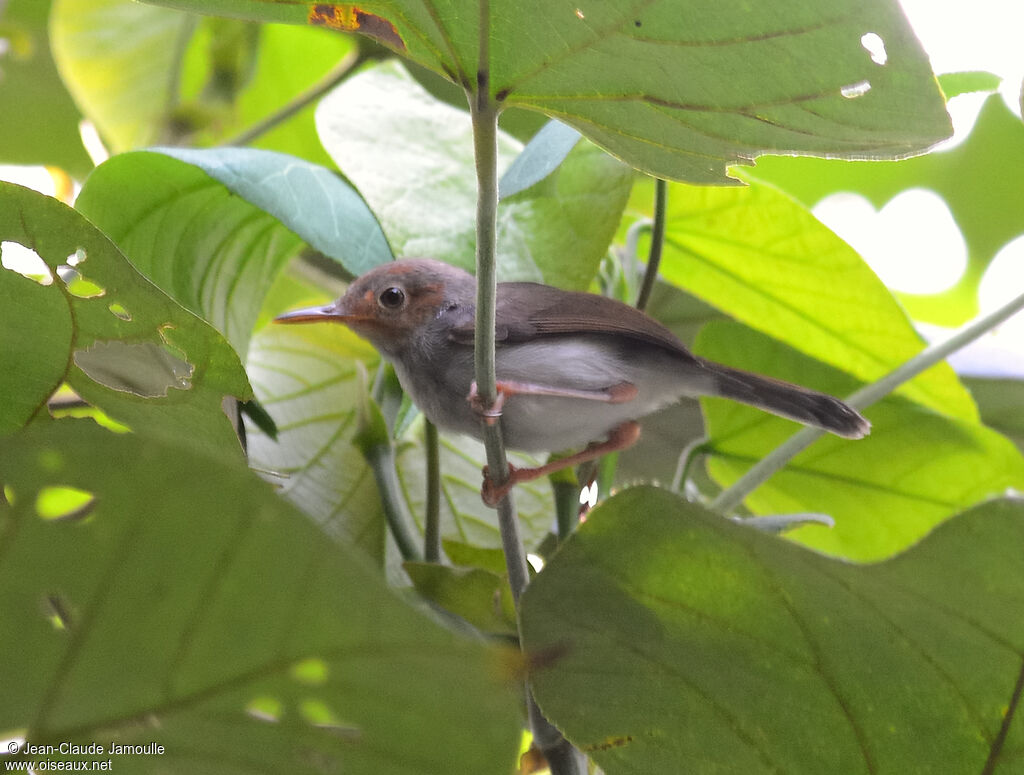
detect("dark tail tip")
(707, 362), (870, 439)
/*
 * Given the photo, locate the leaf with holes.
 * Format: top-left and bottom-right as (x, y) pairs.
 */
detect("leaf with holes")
(139, 0), (951, 183)
(0, 420), (521, 773)
(695, 321), (1024, 561)
(245, 321), (555, 562)
(75, 147), (392, 357)
(316, 60), (633, 288)
(0, 182), (249, 456)
(520, 487), (1024, 774)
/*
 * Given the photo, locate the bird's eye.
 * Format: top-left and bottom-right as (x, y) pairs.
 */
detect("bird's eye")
(378, 287), (406, 309)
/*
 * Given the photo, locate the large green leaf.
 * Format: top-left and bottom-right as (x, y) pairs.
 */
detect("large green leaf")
(750, 91), (1024, 326)
(139, 0), (952, 183)
(695, 321), (1024, 560)
(51, 0), (194, 151)
(245, 320), (556, 561)
(316, 59), (633, 288)
(50, 0), (352, 163)
(0, 0), (92, 176)
(649, 178), (978, 421)
(0, 420), (520, 774)
(75, 148), (391, 356)
(0, 182), (249, 457)
(520, 487), (1024, 774)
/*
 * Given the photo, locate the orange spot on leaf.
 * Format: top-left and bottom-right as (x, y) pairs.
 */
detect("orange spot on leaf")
(308, 4), (406, 51)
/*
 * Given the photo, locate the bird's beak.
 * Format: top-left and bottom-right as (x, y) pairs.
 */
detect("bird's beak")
(274, 303), (346, 324)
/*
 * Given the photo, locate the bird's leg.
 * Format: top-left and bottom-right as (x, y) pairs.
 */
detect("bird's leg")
(467, 379), (637, 425)
(480, 421), (641, 507)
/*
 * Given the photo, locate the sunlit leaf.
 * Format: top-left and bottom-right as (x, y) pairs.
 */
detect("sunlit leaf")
(650, 179), (977, 421)
(750, 92), (1024, 326)
(0, 0), (92, 175)
(695, 321), (1024, 560)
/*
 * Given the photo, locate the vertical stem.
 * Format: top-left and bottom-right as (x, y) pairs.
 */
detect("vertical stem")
(423, 420), (442, 562)
(470, 4), (582, 773)
(635, 178), (667, 311)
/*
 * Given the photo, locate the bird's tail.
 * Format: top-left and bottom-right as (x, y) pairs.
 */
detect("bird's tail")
(703, 361), (870, 439)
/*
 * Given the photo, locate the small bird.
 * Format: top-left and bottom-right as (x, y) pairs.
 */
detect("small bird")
(276, 258), (869, 503)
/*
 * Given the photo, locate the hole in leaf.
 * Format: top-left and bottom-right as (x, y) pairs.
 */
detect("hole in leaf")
(840, 80), (871, 99)
(108, 302), (131, 321)
(2, 485), (12, 506)
(35, 485), (96, 522)
(1, 241), (52, 285)
(74, 340), (194, 397)
(45, 593), (74, 630)
(61, 269), (106, 299)
(299, 698), (361, 738)
(861, 32), (887, 65)
(246, 696), (282, 723)
(291, 657), (329, 686)
(65, 248), (86, 267)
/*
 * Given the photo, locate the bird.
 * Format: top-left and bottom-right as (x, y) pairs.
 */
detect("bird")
(275, 258), (869, 504)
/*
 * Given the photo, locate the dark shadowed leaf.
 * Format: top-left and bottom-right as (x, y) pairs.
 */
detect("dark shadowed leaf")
(138, 0), (952, 183)
(0, 420), (521, 774)
(521, 487), (1024, 774)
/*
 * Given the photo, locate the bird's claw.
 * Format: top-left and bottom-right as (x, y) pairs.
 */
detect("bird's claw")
(480, 464), (519, 507)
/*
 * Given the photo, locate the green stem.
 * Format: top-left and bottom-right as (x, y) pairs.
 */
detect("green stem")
(423, 420), (442, 562)
(711, 289), (1024, 515)
(635, 178), (667, 311)
(470, 5), (581, 773)
(468, 0), (530, 600)
(220, 48), (360, 147)
(363, 444), (423, 562)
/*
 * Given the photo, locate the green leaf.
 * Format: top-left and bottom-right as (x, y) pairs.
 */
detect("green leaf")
(51, 0), (353, 161)
(245, 321), (389, 560)
(139, 0), (951, 184)
(750, 93), (1024, 326)
(965, 376), (1024, 454)
(75, 148), (391, 356)
(695, 321), (1024, 560)
(651, 178), (977, 421)
(0, 0), (92, 176)
(521, 487), (1024, 774)
(498, 119), (582, 200)
(404, 562), (517, 636)
(51, 0), (194, 151)
(938, 70), (1002, 100)
(0, 420), (521, 774)
(0, 182), (249, 457)
(315, 59), (633, 289)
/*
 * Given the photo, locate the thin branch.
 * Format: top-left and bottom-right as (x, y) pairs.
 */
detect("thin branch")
(220, 48), (361, 147)
(423, 420), (442, 562)
(635, 178), (667, 310)
(711, 289), (1024, 515)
